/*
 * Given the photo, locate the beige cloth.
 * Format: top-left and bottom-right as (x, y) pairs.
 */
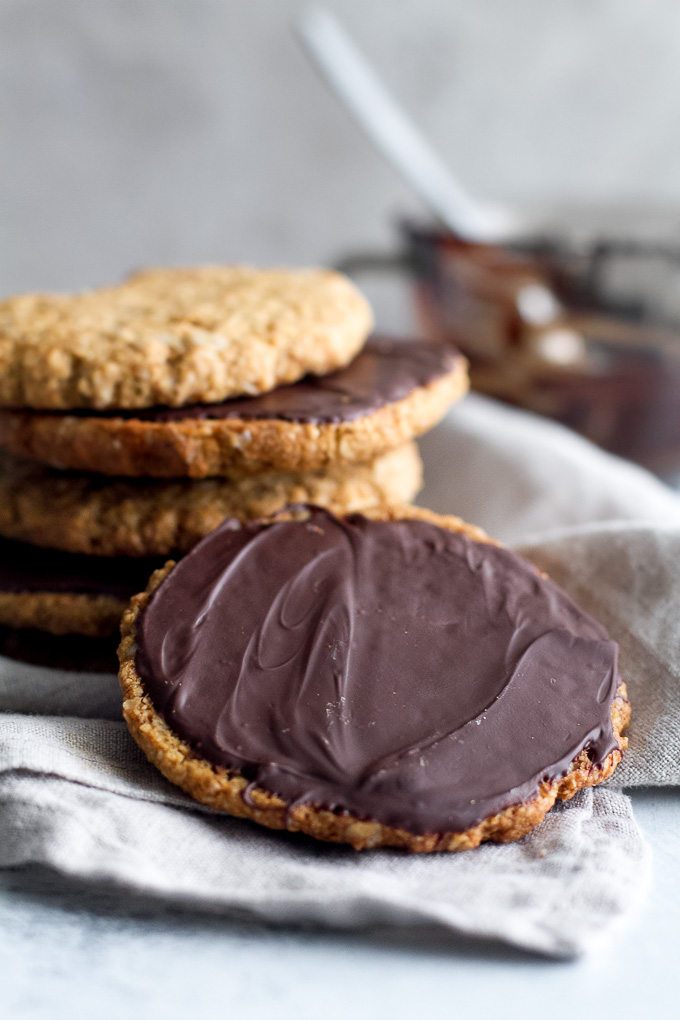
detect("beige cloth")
(2, 394), (680, 957)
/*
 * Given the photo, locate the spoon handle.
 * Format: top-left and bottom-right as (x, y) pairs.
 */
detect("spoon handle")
(296, 8), (513, 241)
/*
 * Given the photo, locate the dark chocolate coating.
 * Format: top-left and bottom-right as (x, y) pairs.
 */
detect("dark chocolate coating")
(0, 537), (163, 600)
(79, 338), (459, 424)
(135, 508), (621, 835)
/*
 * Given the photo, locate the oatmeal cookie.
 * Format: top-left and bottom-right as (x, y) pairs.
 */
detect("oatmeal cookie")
(0, 590), (126, 638)
(0, 537), (162, 637)
(0, 338), (467, 477)
(118, 505), (629, 853)
(0, 266), (372, 410)
(0, 443), (422, 557)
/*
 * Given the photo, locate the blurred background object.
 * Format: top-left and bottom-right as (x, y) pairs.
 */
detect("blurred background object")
(405, 227), (680, 478)
(3, 0), (680, 475)
(298, 7), (680, 478)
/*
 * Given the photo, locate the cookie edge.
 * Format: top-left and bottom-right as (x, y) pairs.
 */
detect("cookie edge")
(0, 356), (468, 478)
(0, 590), (127, 637)
(0, 443), (423, 557)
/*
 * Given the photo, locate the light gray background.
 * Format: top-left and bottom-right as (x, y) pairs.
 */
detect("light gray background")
(2, 0), (680, 305)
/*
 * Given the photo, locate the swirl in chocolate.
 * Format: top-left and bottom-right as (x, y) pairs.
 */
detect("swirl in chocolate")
(80, 338), (458, 424)
(135, 508), (621, 835)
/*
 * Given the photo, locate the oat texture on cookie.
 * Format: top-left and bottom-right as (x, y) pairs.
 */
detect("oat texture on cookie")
(0, 342), (467, 477)
(0, 266), (373, 410)
(0, 444), (422, 557)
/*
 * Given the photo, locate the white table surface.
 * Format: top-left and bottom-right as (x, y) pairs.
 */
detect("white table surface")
(1, 789), (677, 1019)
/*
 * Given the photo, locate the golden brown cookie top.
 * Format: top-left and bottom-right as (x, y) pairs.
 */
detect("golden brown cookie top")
(0, 266), (373, 410)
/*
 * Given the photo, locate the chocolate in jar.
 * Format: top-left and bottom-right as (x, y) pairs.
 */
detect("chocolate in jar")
(408, 224), (680, 480)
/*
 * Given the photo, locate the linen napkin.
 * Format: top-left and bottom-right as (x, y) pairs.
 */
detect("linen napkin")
(2, 394), (680, 957)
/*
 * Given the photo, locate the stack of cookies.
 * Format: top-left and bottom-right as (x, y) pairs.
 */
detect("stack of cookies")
(0, 263), (630, 855)
(0, 266), (468, 651)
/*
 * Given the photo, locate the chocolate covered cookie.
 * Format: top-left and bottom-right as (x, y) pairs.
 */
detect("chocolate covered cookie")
(118, 505), (629, 853)
(0, 266), (372, 410)
(0, 338), (467, 477)
(0, 625), (119, 672)
(0, 443), (421, 558)
(0, 538), (162, 637)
